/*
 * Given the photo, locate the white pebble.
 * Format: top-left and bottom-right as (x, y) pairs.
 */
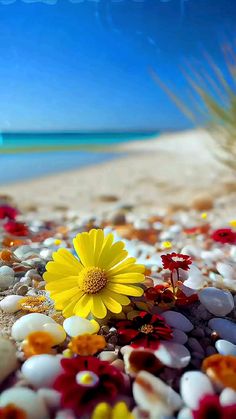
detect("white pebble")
(161, 311), (193, 332)
(199, 287), (234, 316)
(0, 338), (18, 384)
(180, 371), (214, 409)
(0, 295), (23, 313)
(37, 389), (61, 410)
(215, 339), (236, 356)
(0, 266), (14, 290)
(11, 313), (56, 341)
(220, 388), (236, 406)
(0, 387), (49, 419)
(209, 318), (236, 344)
(63, 316), (98, 337)
(133, 370), (183, 416)
(155, 342), (191, 369)
(177, 407), (193, 419)
(22, 354), (63, 388)
(217, 263), (235, 279)
(98, 351), (118, 362)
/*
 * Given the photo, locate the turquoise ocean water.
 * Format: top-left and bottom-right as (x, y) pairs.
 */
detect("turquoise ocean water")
(0, 132), (157, 184)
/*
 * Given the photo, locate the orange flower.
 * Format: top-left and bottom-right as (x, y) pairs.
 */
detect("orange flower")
(68, 333), (106, 356)
(23, 330), (55, 358)
(0, 404), (27, 419)
(19, 296), (49, 313)
(202, 354), (236, 390)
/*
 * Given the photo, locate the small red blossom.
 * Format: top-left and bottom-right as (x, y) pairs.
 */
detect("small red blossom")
(211, 228), (236, 244)
(161, 252), (192, 272)
(116, 311), (172, 349)
(193, 395), (236, 419)
(145, 284), (198, 308)
(3, 221), (29, 237)
(54, 356), (124, 416)
(0, 205), (19, 220)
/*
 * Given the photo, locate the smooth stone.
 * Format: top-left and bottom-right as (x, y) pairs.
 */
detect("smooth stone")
(180, 371), (215, 409)
(177, 407), (193, 419)
(161, 311), (193, 332)
(187, 338), (204, 354)
(208, 318), (236, 344)
(220, 388), (236, 406)
(22, 354), (63, 388)
(98, 351), (118, 362)
(63, 316), (99, 337)
(133, 370), (183, 416)
(42, 323), (66, 345)
(0, 387), (49, 419)
(0, 338), (18, 384)
(0, 266), (15, 290)
(155, 342), (191, 369)
(217, 263), (235, 279)
(171, 329), (188, 345)
(215, 339), (236, 356)
(0, 295), (23, 313)
(12, 313), (56, 341)
(199, 287), (234, 316)
(37, 389), (61, 410)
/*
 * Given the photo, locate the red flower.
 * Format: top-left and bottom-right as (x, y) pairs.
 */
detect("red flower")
(145, 284), (198, 307)
(0, 205), (19, 220)
(3, 221), (29, 237)
(211, 228), (236, 244)
(116, 311), (172, 349)
(193, 395), (236, 419)
(161, 252), (192, 272)
(54, 356), (124, 416)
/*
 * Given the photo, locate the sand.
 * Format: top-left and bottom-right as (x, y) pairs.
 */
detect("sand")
(0, 129), (235, 217)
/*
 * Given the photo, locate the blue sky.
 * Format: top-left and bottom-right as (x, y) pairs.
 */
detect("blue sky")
(0, 0), (235, 132)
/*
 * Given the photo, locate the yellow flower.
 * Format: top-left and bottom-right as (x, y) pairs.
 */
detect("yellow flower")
(229, 219), (236, 229)
(68, 333), (106, 356)
(44, 229), (145, 319)
(22, 331), (55, 358)
(91, 402), (133, 419)
(201, 212), (208, 219)
(161, 241), (172, 249)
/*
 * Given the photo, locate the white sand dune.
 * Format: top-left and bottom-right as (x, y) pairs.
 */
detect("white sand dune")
(0, 129), (235, 217)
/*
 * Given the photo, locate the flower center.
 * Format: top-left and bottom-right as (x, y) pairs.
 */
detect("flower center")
(75, 371), (99, 387)
(79, 267), (107, 294)
(140, 324), (154, 334)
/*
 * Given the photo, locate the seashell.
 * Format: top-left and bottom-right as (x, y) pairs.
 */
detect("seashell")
(198, 287), (234, 316)
(180, 371), (214, 409)
(160, 311), (193, 332)
(0, 387), (49, 419)
(0, 295), (23, 313)
(22, 354), (63, 388)
(133, 370), (182, 416)
(0, 338), (18, 384)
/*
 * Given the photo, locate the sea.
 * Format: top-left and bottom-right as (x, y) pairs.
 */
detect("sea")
(0, 132), (157, 184)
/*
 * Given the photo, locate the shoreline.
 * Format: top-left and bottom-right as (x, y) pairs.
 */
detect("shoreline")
(0, 128), (235, 217)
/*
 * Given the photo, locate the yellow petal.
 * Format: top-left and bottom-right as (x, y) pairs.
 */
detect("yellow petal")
(62, 296), (80, 318)
(73, 232), (95, 266)
(52, 248), (83, 271)
(102, 289), (130, 306)
(91, 403), (111, 419)
(73, 293), (92, 318)
(107, 257), (142, 276)
(109, 273), (144, 284)
(45, 276), (78, 292)
(45, 260), (78, 276)
(93, 229), (105, 265)
(112, 402), (133, 419)
(101, 292), (122, 314)
(107, 283), (144, 297)
(96, 232), (114, 268)
(52, 287), (79, 305)
(90, 294), (107, 319)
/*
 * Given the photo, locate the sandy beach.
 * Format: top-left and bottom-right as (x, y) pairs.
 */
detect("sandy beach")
(1, 129), (235, 218)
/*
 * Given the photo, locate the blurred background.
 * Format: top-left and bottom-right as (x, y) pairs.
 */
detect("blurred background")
(0, 0), (236, 216)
